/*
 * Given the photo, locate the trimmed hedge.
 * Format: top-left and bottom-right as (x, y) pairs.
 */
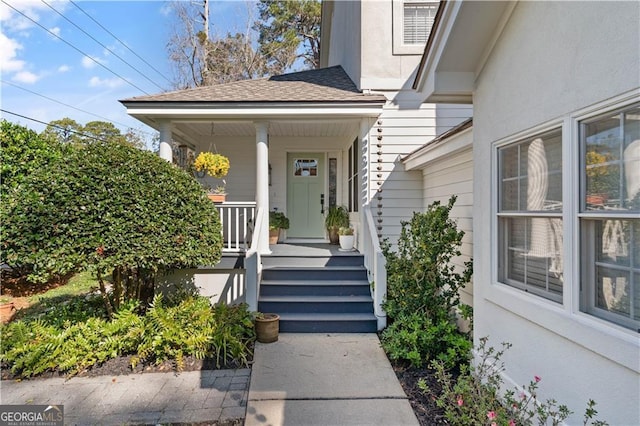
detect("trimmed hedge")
(2, 129), (222, 312)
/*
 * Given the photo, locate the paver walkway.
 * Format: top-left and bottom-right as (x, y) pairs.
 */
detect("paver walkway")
(1, 333), (418, 425)
(0, 368), (249, 425)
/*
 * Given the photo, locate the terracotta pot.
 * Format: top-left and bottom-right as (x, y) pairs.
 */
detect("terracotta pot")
(0, 301), (16, 323)
(255, 313), (280, 343)
(269, 229), (280, 244)
(207, 193), (226, 203)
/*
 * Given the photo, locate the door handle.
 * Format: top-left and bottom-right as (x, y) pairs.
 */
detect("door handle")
(320, 193), (325, 214)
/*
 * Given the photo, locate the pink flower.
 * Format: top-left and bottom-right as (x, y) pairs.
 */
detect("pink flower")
(520, 392), (527, 400)
(487, 411), (497, 420)
(457, 397), (464, 406)
(509, 420), (516, 426)
(534, 375), (541, 383)
(491, 423), (497, 426)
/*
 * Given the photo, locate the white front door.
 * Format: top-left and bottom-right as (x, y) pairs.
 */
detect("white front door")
(287, 153), (326, 238)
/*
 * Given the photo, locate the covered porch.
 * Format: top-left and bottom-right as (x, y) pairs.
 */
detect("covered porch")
(121, 66), (388, 330)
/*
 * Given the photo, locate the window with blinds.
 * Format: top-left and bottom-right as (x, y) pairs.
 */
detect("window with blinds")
(403, 2), (438, 45)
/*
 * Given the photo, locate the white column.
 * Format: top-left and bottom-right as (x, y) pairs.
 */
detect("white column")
(158, 120), (173, 162)
(255, 122), (271, 254)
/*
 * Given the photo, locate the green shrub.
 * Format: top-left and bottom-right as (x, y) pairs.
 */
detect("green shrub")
(380, 196), (472, 368)
(422, 337), (609, 426)
(0, 121), (67, 279)
(0, 120), (65, 189)
(1, 295), (255, 378)
(381, 314), (472, 369)
(2, 139), (223, 314)
(134, 295), (254, 370)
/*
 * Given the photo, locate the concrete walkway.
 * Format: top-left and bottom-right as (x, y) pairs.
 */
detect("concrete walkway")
(0, 333), (417, 425)
(0, 368), (249, 425)
(246, 333), (419, 426)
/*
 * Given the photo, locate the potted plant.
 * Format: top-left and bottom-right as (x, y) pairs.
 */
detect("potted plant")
(254, 312), (280, 343)
(338, 226), (355, 251)
(194, 152), (230, 202)
(269, 211), (290, 244)
(206, 185), (227, 203)
(0, 296), (16, 323)
(325, 206), (350, 244)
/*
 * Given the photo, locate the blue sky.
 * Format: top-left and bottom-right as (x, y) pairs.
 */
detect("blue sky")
(0, 0), (254, 144)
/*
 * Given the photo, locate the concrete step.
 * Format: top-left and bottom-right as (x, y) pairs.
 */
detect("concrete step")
(259, 295), (374, 314)
(260, 280), (371, 297)
(261, 266), (368, 281)
(277, 313), (378, 333)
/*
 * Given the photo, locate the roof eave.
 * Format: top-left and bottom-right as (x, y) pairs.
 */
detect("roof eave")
(123, 101), (386, 129)
(413, 0), (517, 104)
(403, 118), (473, 170)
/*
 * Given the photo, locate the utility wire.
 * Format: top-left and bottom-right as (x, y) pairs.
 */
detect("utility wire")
(1, 109), (112, 144)
(41, 0), (165, 91)
(70, 0), (173, 87)
(1, 0), (150, 95)
(1, 80), (156, 137)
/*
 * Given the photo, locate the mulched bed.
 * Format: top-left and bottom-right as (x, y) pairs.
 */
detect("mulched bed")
(391, 361), (448, 426)
(1, 354), (251, 381)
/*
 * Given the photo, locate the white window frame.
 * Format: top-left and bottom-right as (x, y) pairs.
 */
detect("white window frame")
(576, 101), (640, 332)
(486, 92), (640, 374)
(494, 123), (565, 303)
(392, 0), (439, 55)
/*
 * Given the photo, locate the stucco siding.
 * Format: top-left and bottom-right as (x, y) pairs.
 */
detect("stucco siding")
(472, 2), (640, 424)
(324, 1), (362, 89)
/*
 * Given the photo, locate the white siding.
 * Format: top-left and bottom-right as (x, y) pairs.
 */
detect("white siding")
(366, 91), (472, 246)
(472, 2), (640, 424)
(423, 147), (473, 308)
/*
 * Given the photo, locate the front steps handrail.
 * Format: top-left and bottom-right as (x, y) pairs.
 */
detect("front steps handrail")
(363, 205), (387, 330)
(245, 206), (265, 311)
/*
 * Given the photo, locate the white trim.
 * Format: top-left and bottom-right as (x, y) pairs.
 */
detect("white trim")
(403, 126), (472, 170)
(487, 91), (640, 373)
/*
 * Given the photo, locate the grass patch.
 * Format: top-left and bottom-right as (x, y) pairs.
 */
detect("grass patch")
(13, 271), (102, 322)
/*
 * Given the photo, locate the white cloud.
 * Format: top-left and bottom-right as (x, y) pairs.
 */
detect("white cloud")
(58, 64), (70, 73)
(0, 1), (48, 32)
(49, 26), (61, 37)
(159, 4), (172, 16)
(13, 70), (40, 84)
(0, 32), (25, 72)
(88, 76), (124, 89)
(81, 55), (104, 69)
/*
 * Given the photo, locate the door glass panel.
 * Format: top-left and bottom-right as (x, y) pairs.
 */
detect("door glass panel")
(293, 159), (318, 177)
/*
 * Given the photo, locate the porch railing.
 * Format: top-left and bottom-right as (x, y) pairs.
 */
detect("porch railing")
(215, 202), (256, 252)
(363, 206), (387, 330)
(244, 207), (265, 311)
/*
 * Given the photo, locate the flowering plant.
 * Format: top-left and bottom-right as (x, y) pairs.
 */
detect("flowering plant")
(193, 152), (230, 178)
(421, 337), (608, 426)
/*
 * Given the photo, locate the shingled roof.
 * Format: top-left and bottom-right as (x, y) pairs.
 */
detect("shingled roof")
(122, 66), (386, 104)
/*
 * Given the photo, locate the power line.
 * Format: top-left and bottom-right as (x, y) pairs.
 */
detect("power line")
(41, 0), (165, 91)
(1, 80), (156, 137)
(70, 0), (173, 87)
(1, 0), (150, 95)
(1, 109), (112, 144)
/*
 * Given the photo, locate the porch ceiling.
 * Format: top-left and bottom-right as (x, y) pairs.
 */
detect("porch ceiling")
(173, 120), (360, 141)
